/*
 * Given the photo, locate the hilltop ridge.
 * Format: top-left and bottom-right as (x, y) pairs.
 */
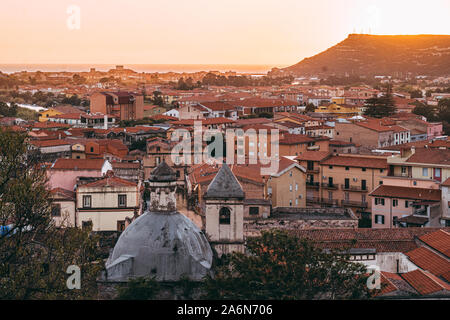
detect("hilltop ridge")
(273, 34), (450, 77)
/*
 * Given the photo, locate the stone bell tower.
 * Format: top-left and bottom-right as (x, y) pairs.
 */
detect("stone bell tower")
(148, 161), (177, 213)
(203, 163), (245, 256)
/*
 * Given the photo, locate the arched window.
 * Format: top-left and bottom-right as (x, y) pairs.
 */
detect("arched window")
(219, 207), (231, 225)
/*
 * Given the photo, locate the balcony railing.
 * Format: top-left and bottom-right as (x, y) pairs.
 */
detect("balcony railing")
(306, 181), (320, 189)
(414, 209), (428, 217)
(341, 184), (368, 192)
(320, 198), (340, 206)
(341, 200), (368, 208)
(306, 168), (320, 174)
(321, 183), (339, 190)
(306, 197), (321, 204)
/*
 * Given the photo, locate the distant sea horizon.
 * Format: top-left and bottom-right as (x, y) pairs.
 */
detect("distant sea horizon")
(0, 64), (287, 75)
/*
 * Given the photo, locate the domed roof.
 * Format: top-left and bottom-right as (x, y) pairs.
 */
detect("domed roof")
(105, 211), (213, 282)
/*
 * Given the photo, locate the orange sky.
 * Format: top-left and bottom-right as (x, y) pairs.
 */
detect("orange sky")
(1, 0), (449, 66)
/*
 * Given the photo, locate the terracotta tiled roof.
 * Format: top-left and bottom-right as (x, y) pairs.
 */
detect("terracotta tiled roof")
(32, 122), (71, 129)
(235, 118), (272, 126)
(442, 178), (450, 187)
(30, 139), (71, 148)
(200, 101), (235, 111)
(111, 162), (141, 169)
(151, 114), (178, 121)
(405, 247), (450, 280)
(50, 113), (84, 120)
(80, 175), (137, 188)
(401, 269), (450, 296)
(369, 185), (441, 201)
(170, 117), (235, 126)
(406, 148), (450, 166)
(279, 133), (315, 145)
(50, 188), (75, 201)
(295, 151), (330, 162)
(320, 155), (387, 169)
(52, 158), (106, 170)
(291, 228), (450, 253)
(232, 98), (299, 108)
(419, 230), (450, 258)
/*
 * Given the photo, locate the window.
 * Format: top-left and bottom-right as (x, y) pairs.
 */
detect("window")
(362, 168), (366, 172)
(51, 204), (61, 217)
(290, 171), (293, 177)
(422, 168), (428, 177)
(83, 195), (92, 208)
(289, 184), (293, 192)
(393, 199), (398, 207)
(375, 215), (385, 225)
(90, 147), (94, 152)
(289, 200), (292, 207)
(329, 166), (333, 169)
(117, 220), (126, 232)
(219, 207), (231, 225)
(345, 166), (350, 171)
(249, 207), (259, 216)
(361, 180), (367, 190)
(375, 198), (385, 206)
(118, 195), (127, 208)
(380, 169), (384, 173)
(82, 220), (93, 230)
(295, 183), (298, 191)
(405, 201), (409, 208)
(401, 166), (407, 174)
(435, 168), (441, 178)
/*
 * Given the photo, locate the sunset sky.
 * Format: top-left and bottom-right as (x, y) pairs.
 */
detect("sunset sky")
(1, 0), (449, 66)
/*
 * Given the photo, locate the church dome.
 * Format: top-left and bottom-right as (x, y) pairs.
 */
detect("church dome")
(105, 211), (213, 282)
(104, 161), (213, 282)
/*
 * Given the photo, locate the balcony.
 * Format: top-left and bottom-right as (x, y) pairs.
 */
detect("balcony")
(306, 168), (320, 174)
(306, 197), (321, 204)
(341, 185), (368, 192)
(320, 198), (340, 206)
(306, 181), (320, 189)
(341, 200), (368, 208)
(321, 183), (339, 190)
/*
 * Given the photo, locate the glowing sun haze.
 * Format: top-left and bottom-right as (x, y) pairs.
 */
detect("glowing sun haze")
(1, 0), (449, 65)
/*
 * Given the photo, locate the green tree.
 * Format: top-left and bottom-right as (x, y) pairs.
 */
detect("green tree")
(151, 91), (164, 107)
(363, 92), (396, 118)
(437, 99), (450, 135)
(409, 89), (423, 99)
(116, 277), (160, 300)
(0, 101), (18, 117)
(412, 102), (437, 121)
(0, 129), (103, 299)
(304, 103), (316, 113)
(203, 230), (372, 300)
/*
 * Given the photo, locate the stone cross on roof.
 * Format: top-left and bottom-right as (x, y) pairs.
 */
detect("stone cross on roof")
(204, 163), (245, 199)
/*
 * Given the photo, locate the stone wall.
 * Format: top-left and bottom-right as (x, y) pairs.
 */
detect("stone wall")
(244, 218), (358, 237)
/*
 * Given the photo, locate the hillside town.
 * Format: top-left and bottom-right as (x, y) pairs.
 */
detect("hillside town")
(1, 64), (449, 300)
